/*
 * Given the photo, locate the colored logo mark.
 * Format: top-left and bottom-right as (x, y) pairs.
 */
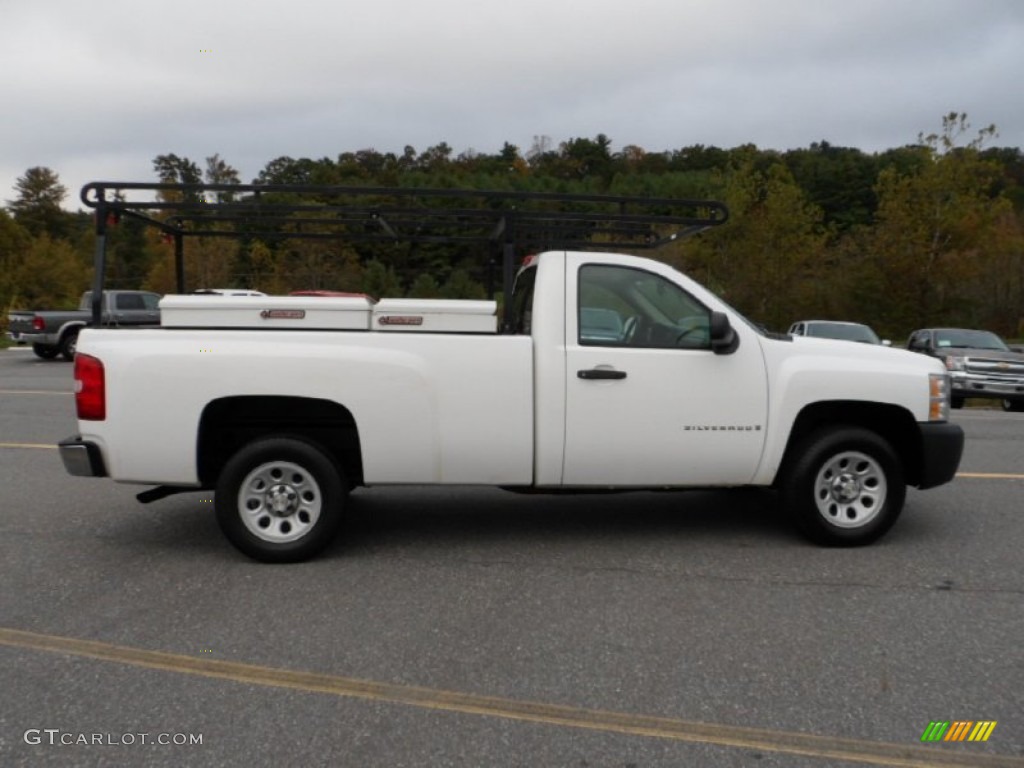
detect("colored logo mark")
(921, 721), (997, 742)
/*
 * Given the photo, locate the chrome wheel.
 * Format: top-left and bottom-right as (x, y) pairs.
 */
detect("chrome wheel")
(813, 450), (886, 529)
(237, 460), (322, 543)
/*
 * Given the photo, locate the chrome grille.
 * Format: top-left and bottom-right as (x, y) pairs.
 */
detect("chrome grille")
(965, 356), (1024, 379)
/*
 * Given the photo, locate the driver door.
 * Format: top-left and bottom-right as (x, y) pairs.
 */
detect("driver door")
(562, 255), (768, 486)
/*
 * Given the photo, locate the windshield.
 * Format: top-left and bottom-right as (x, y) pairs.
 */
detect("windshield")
(807, 322), (881, 344)
(935, 329), (1008, 351)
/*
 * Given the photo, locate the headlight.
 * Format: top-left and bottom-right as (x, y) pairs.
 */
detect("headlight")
(929, 373), (950, 421)
(943, 356), (965, 372)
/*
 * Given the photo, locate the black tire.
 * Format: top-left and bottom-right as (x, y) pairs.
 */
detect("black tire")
(32, 343), (60, 360)
(59, 330), (79, 361)
(779, 427), (905, 546)
(1002, 398), (1024, 413)
(951, 396), (964, 409)
(215, 436), (345, 562)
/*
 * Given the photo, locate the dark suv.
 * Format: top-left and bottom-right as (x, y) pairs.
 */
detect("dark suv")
(906, 328), (1024, 410)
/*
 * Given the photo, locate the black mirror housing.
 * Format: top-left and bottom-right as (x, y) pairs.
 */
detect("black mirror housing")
(709, 311), (739, 355)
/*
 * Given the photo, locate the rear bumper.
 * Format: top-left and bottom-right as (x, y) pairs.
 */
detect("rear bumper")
(15, 332), (59, 346)
(59, 436), (107, 477)
(916, 422), (964, 490)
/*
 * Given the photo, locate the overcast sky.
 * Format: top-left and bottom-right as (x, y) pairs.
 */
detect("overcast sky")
(3, 0), (1023, 211)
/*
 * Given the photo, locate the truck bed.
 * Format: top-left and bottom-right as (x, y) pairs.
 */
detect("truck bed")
(75, 326), (534, 486)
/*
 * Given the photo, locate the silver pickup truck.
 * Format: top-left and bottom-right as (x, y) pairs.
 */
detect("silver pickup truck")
(7, 290), (161, 360)
(907, 327), (1024, 411)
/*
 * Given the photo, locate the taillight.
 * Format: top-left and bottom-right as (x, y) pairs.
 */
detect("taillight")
(32, 316), (45, 331)
(74, 353), (106, 421)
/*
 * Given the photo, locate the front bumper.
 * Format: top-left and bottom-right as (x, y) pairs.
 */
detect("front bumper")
(950, 373), (1024, 398)
(916, 422), (964, 490)
(59, 436), (107, 477)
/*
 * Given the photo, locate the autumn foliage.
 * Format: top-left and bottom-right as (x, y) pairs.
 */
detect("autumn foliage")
(3, 114), (1023, 340)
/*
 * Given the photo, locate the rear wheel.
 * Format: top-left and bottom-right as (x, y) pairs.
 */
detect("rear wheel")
(59, 330), (79, 361)
(215, 437), (345, 562)
(780, 427), (905, 546)
(1002, 398), (1024, 413)
(951, 396), (964, 409)
(32, 343), (59, 360)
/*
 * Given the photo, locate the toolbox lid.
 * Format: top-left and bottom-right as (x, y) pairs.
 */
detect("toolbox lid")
(372, 299), (498, 333)
(159, 295), (374, 330)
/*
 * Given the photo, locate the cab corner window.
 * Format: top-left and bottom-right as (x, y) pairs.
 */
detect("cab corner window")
(577, 264), (711, 349)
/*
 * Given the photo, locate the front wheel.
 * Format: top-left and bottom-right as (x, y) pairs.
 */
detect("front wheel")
(780, 427), (905, 546)
(1002, 398), (1024, 413)
(215, 437), (345, 562)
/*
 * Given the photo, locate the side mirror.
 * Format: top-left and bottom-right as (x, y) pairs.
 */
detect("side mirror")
(709, 311), (739, 355)
(881, 339), (892, 347)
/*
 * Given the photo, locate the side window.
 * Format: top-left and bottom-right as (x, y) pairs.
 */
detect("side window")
(116, 293), (145, 310)
(142, 293), (161, 311)
(577, 264), (710, 349)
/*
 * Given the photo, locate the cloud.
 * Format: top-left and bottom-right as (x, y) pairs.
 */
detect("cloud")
(2, 0), (1022, 208)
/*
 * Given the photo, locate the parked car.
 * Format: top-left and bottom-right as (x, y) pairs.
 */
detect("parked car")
(788, 320), (889, 346)
(906, 328), (1024, 410)
(7, 290), (161, 360)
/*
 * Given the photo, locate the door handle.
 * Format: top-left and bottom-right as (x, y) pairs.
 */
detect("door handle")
(577, 368), (627, 380)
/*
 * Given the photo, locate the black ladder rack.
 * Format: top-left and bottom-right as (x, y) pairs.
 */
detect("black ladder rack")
(80, 182), (729, 330)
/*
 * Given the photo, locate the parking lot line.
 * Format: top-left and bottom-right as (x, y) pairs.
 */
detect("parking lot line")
(2, 440), (1022, 481)
(0, 389), (71, 395)
(1, 627), (1020, 768)
(956, 472), (1024, 479)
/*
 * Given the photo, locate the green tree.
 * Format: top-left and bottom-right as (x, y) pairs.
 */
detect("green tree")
(782, 142), (878, 231)
(361, 260), (402, 299)
(0, 210), (32, 317)
(440, 268), (486, 299)
(204, 153), (241, 202)
(681, 160), (827, 330)
(407, 273), (442, 298)
(153, 154), (203, 203)
(8, 234), (89, 308)
(867, 113), (1011, 331)
(6, 167), (69, 238)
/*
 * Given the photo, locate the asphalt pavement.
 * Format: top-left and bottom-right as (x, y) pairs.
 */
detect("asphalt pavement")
(1, 348), (1022, 767)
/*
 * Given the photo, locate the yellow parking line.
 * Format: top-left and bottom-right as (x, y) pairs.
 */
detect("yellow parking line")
(0, 628), (1019, 768)
(0, 442), (1020, 480)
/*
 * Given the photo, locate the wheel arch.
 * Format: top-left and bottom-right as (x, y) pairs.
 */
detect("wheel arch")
(57, 320), (85, 342)
(197, 395), (364, 489)
(777, 401), (924, 486)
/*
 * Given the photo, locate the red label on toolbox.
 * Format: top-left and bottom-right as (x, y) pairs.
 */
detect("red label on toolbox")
(378, 315), (424, 326)
(260, 309), (306, 320)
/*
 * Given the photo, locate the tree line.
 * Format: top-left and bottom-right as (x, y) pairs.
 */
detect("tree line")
(3, 112), (1023, 340)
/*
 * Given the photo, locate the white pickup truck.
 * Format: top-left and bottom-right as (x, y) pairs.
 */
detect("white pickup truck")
(60, 249), (963, 561)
